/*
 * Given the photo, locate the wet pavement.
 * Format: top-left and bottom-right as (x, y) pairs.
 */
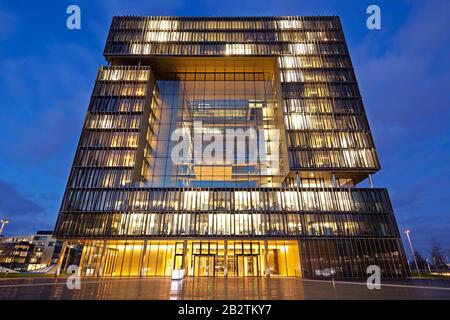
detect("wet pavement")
(0, 276), (449, 300)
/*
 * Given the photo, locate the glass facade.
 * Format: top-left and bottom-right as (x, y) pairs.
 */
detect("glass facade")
(79, 240), (301, 277)
(54, 16), (409, 279)
(141, 68), (287, 188)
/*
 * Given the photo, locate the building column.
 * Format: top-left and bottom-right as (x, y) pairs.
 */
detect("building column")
(332, 173), (337, 188)
(55, 241), (68, 277)
(298, 239), (303, 278)
(224, 240), (228, 277)
(139, 240), (148, 277)
(63, 246), (72, 272)
(97, 240), (107, 277)
(264, 240), (270, 277)
(182, 240), (188, 275)
(368, 174), (374, 188)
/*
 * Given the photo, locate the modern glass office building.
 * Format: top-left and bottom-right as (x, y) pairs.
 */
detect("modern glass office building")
(54, 16), (410, 279)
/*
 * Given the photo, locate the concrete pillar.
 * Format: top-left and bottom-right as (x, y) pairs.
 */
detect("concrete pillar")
(298, 239), (303, 278)
(224, 240), (228, 277)
(264, 240), (270, 277)
(296, 172), (301, 189)
(182, 240), (188, 276)
(139, 240), (148, 277)
(96, 240), (108, 277)
(55, 241), (68, 277)
(368, 174), (374, 188)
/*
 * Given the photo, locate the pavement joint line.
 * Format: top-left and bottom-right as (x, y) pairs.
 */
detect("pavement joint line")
(0, 277), (151, 288)
(301, 278), (450, 291)
(0, 277), (449, 292)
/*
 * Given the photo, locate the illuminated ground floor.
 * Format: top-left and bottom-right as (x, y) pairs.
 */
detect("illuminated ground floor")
(75, 240), (301, 277)
(59, 238), (409, 279)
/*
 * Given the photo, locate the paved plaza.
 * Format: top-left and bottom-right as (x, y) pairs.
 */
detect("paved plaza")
(0, 277), (449, 300)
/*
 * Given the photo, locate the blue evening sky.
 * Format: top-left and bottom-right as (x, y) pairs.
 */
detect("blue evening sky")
(0, 0), (449, 257)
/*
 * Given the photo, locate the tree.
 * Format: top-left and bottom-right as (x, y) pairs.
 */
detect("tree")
(413, 250), (428, 271)
(430, 240), (447, 271)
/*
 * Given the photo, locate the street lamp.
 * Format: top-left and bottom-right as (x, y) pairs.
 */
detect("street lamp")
(433, 257), (439, 273)
(0, 219), (9, 236)
(426, 258), (432, 273)
(404, 229), (421, 277)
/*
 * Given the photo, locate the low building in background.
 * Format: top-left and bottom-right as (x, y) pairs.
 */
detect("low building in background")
(0, 236), (34, 271)
(29, 231), (63, 270)
(0, 231), (62, 272)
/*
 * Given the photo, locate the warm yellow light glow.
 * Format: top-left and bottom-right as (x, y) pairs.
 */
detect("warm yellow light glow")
(225, 44), (252, 55)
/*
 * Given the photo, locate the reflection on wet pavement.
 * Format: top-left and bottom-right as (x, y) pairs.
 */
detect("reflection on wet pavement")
(0, 277), (449, 300)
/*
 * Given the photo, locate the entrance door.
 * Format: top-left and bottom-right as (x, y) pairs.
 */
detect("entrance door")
(245, 255), (259, 276)
(193, 255), (215, 276)
(237, 255), (259, 276)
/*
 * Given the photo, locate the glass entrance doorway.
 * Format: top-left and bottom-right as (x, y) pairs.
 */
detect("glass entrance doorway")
(228, 241), (261, 276)
(193, 254), (215, 276)
(237, 255), (259, 276)
(188, 241), (223, 277)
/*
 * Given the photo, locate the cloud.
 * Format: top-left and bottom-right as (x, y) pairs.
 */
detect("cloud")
(351, 0), (450, 254)
(0, 180), (53, 235)
(0, 43), (98, 165)
(0, 41), (99, 236)
(354, 1), (450, 151)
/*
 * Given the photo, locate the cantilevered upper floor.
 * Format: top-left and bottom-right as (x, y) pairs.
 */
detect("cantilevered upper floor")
(91, 16), (381, 188)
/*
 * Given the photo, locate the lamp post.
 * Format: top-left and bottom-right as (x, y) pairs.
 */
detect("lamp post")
(0, 219), (9, 236)
(426, 258), (432, 273)
(404, 229), (420, 277)
(433, 257), (439, 273)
